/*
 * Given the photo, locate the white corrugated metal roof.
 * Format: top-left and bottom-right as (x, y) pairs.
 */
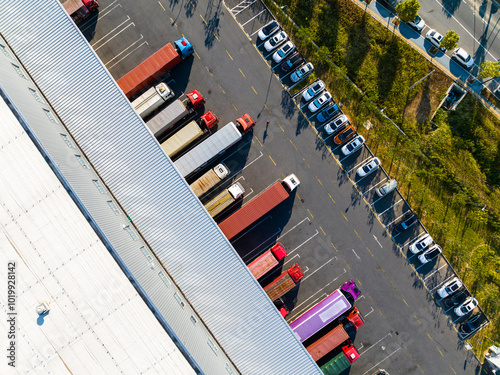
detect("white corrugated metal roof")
(0, 2), (322, 374)
(0, 99), (195, 375)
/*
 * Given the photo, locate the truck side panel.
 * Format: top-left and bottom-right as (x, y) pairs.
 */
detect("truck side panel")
(204, 189), (236, 218)
(189, 169), (223, 198)
(146, 100), (189, 138)
(218, 182), (289, 240)
(264, 273), (295, 301)
(306, 325), (350, 362)
(63, 0), (86, 14)
(132, 85), (170, 119)
(320, 352), (351, 375)
(161, 121), (204, 158)
(248, 250), (279, 280)
(117, 43), (181, 98)
(174, 122), (242, 178)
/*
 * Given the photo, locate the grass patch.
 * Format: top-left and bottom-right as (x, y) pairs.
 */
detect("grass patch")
(264, 0), (500, 355)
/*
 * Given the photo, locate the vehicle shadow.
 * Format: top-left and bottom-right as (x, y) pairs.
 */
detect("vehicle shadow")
(281, 90), (296, 119)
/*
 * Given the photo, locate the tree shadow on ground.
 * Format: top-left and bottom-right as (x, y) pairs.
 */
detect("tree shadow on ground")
(281, 90), (296, 119)
(377, 36), (400, 101)
(346, 13), (371, 80)
(441, 0), (461, 17)
(184, 0), (197, 17)
(295, 112), (310, 135)
(415, 78), (432, 123)
(203, 0), (223, 49)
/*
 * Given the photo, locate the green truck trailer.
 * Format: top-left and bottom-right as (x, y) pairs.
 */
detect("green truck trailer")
(320, 343), (359, 375)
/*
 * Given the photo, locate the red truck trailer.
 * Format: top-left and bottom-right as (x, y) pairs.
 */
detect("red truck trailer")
(306, 324), (350, 362)
(264, 264), (304, 301)
(218, 174), (300, 241)
(117, 37), (194, 99)
(248, 243), (287, 280)
(62, 0), (98, 23)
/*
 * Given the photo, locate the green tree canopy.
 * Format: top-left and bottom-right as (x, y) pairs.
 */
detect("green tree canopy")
(395, 0), (421, 23)
(440, 30), (460, 51)
(478, 61), (500, 79)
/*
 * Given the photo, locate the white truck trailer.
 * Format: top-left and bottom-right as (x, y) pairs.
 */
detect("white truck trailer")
(131, 83), (174, 119)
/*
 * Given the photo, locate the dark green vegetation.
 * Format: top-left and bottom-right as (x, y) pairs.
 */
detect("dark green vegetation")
(265, 0), (500, 353)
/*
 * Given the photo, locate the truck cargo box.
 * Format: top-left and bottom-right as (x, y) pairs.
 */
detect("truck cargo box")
(132, 83), (173, 119)
(264, 264), (303, 301)
(147, 100), (189, 138)
(320, 344), (359, 375)
(189, 164), (229, 198)
(205, 183), (244, 218)
(306, 325), (349, 362)
(161, 120), (204, 158)
(248, 243), (287, 280)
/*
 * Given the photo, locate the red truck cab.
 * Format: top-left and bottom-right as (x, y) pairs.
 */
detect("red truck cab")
(274, 298), (290, 318)
(83, 0), (99, 9)
(200, 111), (218, 130)
(186, 89), (206, 109)
(342, 342), (360, 363)
(236, 114), (255, 132)
(345, 307), (364, 329)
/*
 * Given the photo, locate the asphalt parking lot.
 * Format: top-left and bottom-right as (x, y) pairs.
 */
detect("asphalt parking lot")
(82, 0), (486, 373)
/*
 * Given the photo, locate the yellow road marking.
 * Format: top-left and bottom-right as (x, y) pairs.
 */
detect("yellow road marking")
(344, 260), (351, 270)
(251, 86), (258, 95)
(449, 364), (456, 374)
(269, 155), (276, 166)
(226, 50), (233, 60)
(319, 226), (326, 236)
(307, 209), (314, 219)
(366, 247), (374, 257)
(303, 158), (310, 168)
(341, 212), (348, 221)
(239, 68), (246, 78)
(391, 280), (398, 291)
(403, 298), (409, 307)
(194, 51), (200, 60)
(264, 104), (272, 114)
(200, 14), (207, 24)
(331, 243), (338, 252)
(379, 309), (385, 318)
(214, 33), (220, 42)
(356, 278), (362, 286)
(437, 347), (444, 357)
(417, 364), (424, 373)
(254, 136), (263, 147)
(289, 139), (297, 150)
(231, 103), (237, 111)
(379, 265), (385, 273)
(354, 229), (361, 240)
(315, 176), (323, 186)
(415, 315), (421, 325)
(328, 194), (335, 204)
(170, 17), (174, 23)
(277, 121), (284, 132)
(205, 66), (213, 76)
(218, 83), (225, 94)
(426, 331), (433, 341)
(158, 1), (166, 11)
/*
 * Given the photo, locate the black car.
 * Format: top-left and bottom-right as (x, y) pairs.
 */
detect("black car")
(280, 52), (304, 73)
(394, 212), (419, 233)
(442, 289), (469, 309)
(458, 313), (486, 338)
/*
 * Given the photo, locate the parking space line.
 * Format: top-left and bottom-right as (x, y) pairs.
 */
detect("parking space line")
(362, 177), (387, 196)
(303, 256), (337, 281)
(423, 262), (447, 280)
(91, 17), (131, 48)
(352, 249), (361, 260)
(231, 215), (271, 243)
(402, 231), (428, 249)
(233, 0), (256, 15)
(241, 229), (282, 262)
(105, 39), (147, 69)
(277, 217), (310, 240)
(359, 332), (392, 356)
(430, 275), (455, 293)
(376, 198), (403, 218)
(385, 208), (411, 227)
(287, 230), (319, 256)
(347, 156), (372, 174)
(241, 9), (265, 27)
(415, 254), (444, 272)
(364, 306), (374, 317)
(80, 3), (119, 31)
(362, 347), (401, 375)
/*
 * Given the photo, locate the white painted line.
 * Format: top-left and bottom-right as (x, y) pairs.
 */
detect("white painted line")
(94, 22), (136, 51)
(228, 151), (264, 176)
(231, 215), (272, 243)
(233, 1), (257, 16)
(377, 198), (403, 218)
(80, 3), (121, 32)
(244, 188), (254, 198)
(385, 208), (410, 227)
(277, 217), (311, 240)
(91, 17), (131, 47)
(364, 306), (375, 317)
(373, 235), (383, 248)
(359, 332), (392, 356)
(423, 262), (447, 280)
(352, 249), (361, 261)
(303, 256), (338, 281)
(287, 230), (319, 256)
(106, 41), (148, 70)
(430, 275), (455, 293)
(241, 229), (281, 262)
(362, 347), (401, 375)
(362, 177), (387, 196)
(402, 231), (428, 249)
(230, 0), (249, 11)
(347, 156), (372, 174)
(104, 35), (145, 65)
(241, 10), (265, 27)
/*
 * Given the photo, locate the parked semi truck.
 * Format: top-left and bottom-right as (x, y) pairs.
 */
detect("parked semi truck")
(264, 264), (304, 301)
(131, 83), (174, 119)
(218, 174), (300, 241)
(147, 90), (205, 139)
(289, 280), (361, 342)
(204, 183), (245, 218)
(161, 111), (218, 158)
(174, 114), (255, 178)
(62, 0), (98, 23)
(248, 243), (287, 280)
(117, 37), (195, 98)
(189, 164), (229, 198)
(320, 343), (359, 375)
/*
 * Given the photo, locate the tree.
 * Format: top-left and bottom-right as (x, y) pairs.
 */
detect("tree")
(395, 0), (421, 23)
(440, 30), (460, 51)
(478, 61), (500, 80)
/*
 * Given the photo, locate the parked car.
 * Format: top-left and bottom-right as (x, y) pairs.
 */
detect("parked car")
(357, 157), (381, 177)
(264, 31), (287, 52)
(458, 313), (486, 337)
(302, 80), (326, 101)
(409, 233), (433, 254)
(341, 135), (365, 156)
(273, 41), (295, 63)
(325, 114), (349, 135)
(317, 104), (341, 123)
(437, 277), (463, 298)
(452, 48), (474, 69)
(394, 211), (418, 233)
(375, 179), (398, 197)
(426, 29), (444, 49)
(281, 52), (304, 73)
(418, 244), (442, 264)
(334, 124), (356, 145)
(291, 63), (314, 82)
(308, 92), (332, 112)
(258, 20), (280, 40)
(408, 15), (425, 32)
(443, 289), (469, 309)
(454, 297), (478, 317)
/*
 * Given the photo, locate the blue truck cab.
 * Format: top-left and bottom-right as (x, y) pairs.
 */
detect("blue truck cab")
(174, 37), (195, 59)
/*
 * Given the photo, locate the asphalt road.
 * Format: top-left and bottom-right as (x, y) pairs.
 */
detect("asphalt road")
(79, 0), (486, 374)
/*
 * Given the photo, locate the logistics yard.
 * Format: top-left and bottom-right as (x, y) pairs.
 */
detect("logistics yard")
(65, 0), (487, 374)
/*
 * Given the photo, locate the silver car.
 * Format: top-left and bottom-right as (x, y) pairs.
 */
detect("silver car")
(409, 233), (433, 254)
(437, 277), (463, 298)
(375, 179), (398, 197)
(302, 80), (325, 101)
(291, 63), (314, 83)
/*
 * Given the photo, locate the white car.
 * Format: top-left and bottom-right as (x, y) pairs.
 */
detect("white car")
(264, 31), (287, 52)
(303, 80), (325, 101)
(258, 20), (280, 40)
(375, 179), (398, 197)
(308, 92), (332, 112)
(452, 48), (474, 69)
(418, 244), (442, 264)
(408, 15), (425, 32)
(357, 157), (381, 177)
(437, 277), (463, 299)
(425, 29), (443, 49)
(273, 41), (295, 63)
(291, 63), (314, 83)
(454, 297), (478, 317)
(325, 114), (348, 135)
(341, 135), (365, 156)
(409, 233), (433, 254)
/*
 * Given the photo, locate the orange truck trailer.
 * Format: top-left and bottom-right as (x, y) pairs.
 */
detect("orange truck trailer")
(264, 264), (304, 301)
(248, 243), (287, 280)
